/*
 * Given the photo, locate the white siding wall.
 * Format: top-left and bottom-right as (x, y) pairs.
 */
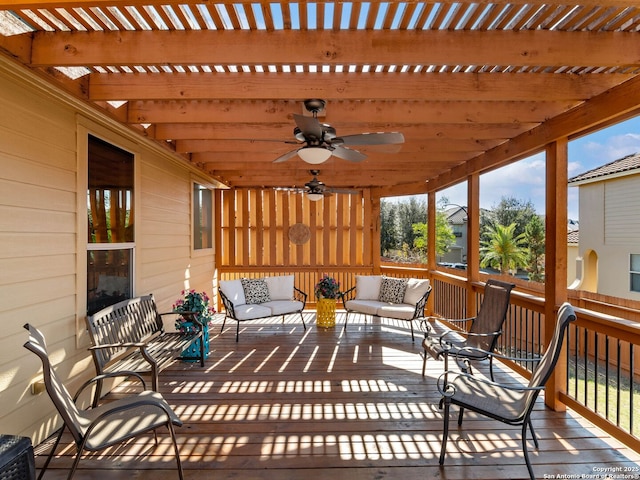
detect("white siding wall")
(0, 57), (215, 443)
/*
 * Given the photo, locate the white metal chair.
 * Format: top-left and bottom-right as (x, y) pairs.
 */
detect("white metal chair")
(23, 323), (185, 480)
(437, 302), (577, 480)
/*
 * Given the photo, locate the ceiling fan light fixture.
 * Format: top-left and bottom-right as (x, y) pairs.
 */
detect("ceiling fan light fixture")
(307, 192), (324, 202)
(298, 146), (332, 164)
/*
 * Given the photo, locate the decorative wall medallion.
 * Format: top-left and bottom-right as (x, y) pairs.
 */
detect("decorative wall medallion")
(288, 223), (310, 245)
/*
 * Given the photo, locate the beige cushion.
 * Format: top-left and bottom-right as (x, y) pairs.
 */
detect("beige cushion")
(355, 275), (382, 300)
(265, 275), (295, 300)
(220, 279), (246, 306)
(403, 278), (430, 305)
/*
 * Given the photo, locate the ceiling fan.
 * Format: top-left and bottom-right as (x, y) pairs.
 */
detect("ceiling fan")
(277, 170), (359, 201)
(273, 99), (404, 164)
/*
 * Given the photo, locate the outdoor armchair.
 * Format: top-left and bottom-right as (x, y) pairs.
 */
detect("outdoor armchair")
(437, 302), (577, 480)
(421, 279), (515, 379)
(23, 323), (185, 480)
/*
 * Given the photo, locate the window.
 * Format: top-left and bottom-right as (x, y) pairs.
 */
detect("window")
(194, 183), (212, 250)
(630, 254), (640, 292)
(87, 135), (134, 315)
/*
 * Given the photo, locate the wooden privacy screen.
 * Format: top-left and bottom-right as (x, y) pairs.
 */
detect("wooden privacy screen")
(215, 188), (375, 269)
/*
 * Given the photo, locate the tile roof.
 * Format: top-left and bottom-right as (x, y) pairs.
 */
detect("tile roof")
(569, 152), (640, 185)
(568, 229), (579, 244)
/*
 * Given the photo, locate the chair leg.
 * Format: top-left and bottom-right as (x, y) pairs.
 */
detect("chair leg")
(38, 426), (66, 480)
(439, 398), (451, 465)
(457, 407), (465, 426)
(67, 440), (87, 480)
(167, 421), (185, 480)
(421, 351), (427, 377)
(220, 315), (227, 333)
(235, 321), (240, 342)
(410, 322), (415, 342)
(521, 422), (536, 480)
(92, 377), (103, 408)
(343, 311), (350, 332)
(299, 311), (306, 330)
(528, 418), (539, 449)
(489, 355), (495, 382)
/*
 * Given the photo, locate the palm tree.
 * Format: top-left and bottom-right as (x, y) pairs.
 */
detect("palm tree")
(480, 223), (528, 275)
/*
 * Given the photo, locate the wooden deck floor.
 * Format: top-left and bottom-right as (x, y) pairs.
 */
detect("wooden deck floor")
(36, 312), (640, 479)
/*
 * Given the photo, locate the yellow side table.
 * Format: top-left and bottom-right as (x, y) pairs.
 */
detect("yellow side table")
(316, 298), (337, 328)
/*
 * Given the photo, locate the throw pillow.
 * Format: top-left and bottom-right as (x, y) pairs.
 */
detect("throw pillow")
(354, 275), (382, 300)
(265, 275), (295, 300)
(378, 276), (408, 304)
(219, 279), (246, 305)
(241, 278), (271, 304)
(403, 278), (430, 305)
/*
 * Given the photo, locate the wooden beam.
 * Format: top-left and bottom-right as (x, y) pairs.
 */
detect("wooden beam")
(428, 74), (640, 190)
(2, 0), (638, 9)
(176, 137), (496, 154)
(128, 99), (579, 125)
(30, 30), (640, 68)
(87, 72), (631, 102)
(154, 122), (537, 141)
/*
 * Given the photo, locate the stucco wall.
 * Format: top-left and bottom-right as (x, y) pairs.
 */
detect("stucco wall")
(578, 177), (640, 300)
(0, 55), (215, 444)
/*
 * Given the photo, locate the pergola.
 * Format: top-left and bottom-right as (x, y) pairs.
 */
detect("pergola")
(1, 0), (640, 464)
(0, 0), (639, 194)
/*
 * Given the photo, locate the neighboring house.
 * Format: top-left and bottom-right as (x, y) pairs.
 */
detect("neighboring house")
(567, 229), (579, 288)
(438, 206), (468, 265)
(568, 153), (640, 299)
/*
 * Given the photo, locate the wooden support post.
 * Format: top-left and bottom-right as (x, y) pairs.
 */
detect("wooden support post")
(467, 174), (480, 316)
(545, 139), (569, 411)
(427, 191), (437, 272)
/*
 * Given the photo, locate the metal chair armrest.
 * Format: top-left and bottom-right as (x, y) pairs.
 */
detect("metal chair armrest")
(73, 371), (148, 403)
(293, 286), (308, 307)
(339, 286), (356, 304)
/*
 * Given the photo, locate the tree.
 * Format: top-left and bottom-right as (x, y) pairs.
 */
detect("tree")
(380, 200), (399, 255)
(524, 215), (545, 282)
(413, 209), (456, 258)
(481, 196), (538, 242)
(480, 223), (528, 274)
(396, 196), (427, 249)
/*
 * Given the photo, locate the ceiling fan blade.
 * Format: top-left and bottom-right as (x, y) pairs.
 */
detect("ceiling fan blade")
(332, 146), (367, 162)
(273, 148), (300, 163)
(337, 132), (405, 146)
(293, 114), (323, 140)
(326, 187), (360, 195)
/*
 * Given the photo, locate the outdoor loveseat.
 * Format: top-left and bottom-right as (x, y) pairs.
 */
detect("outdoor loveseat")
(341, 275), (432, 341)
(219, 275), (307, 341)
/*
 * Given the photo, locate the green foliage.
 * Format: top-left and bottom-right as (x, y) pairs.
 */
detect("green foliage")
(481, 196), (538, 242)
(315, 274), (341, 299)
(413, 210), (456, 257)
(525, 214), (545, 282)
(173, 289), (216, 332)
(480, 223), (528, 274)
(380, 201), (398, 255)
(396, 196), (427, 251)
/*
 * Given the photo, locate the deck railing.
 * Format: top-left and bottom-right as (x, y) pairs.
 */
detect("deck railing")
(216, 264), (640, 453)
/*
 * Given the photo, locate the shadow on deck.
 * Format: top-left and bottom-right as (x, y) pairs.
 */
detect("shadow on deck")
(35, 311), (640, 480)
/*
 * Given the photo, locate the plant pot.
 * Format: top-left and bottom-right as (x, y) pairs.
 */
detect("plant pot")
(316, 298), (337, 328)
(179, 320), (210, 361)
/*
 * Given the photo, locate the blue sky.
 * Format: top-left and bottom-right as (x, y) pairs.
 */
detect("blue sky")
(437, 115), (640, 220)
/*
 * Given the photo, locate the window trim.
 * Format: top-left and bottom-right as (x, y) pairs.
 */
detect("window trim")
(76, 118), (139, 348)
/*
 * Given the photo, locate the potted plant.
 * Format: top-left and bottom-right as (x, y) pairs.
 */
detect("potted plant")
(173, 289), (216, 359)
(315, 275), (340, 328)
